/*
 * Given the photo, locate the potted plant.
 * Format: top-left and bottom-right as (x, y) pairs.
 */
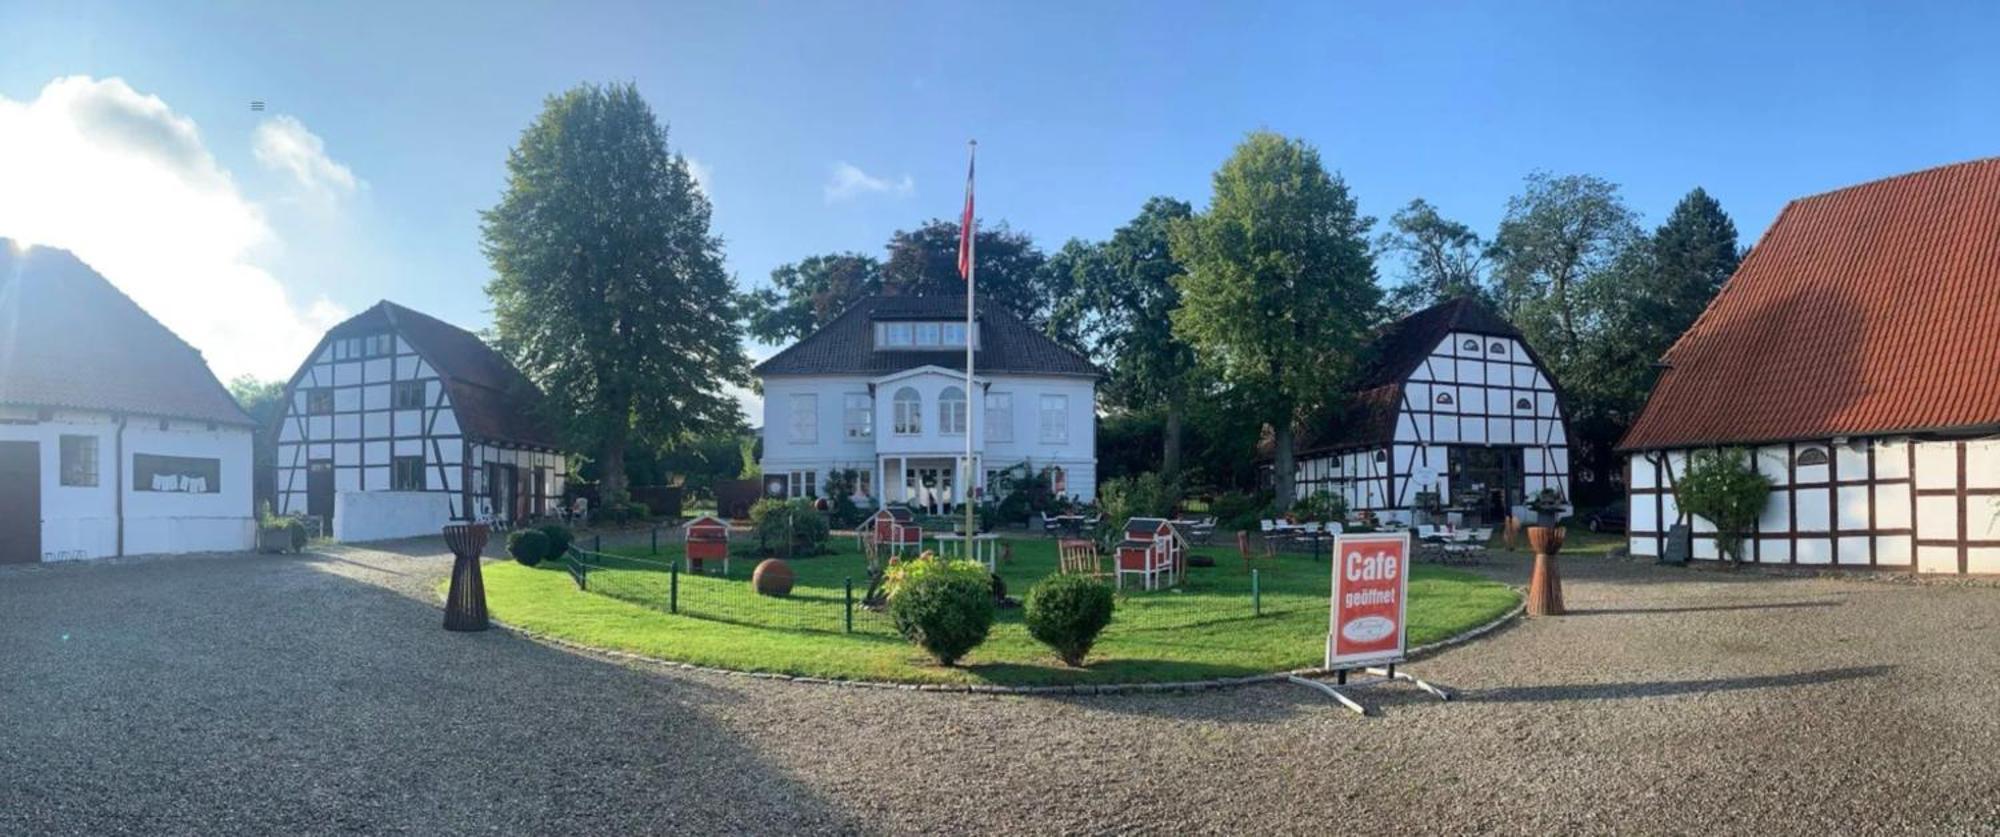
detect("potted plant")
(1528, 488), (1566, 527)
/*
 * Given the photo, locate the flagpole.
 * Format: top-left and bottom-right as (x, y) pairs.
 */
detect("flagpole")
(963, 139), (978, 544)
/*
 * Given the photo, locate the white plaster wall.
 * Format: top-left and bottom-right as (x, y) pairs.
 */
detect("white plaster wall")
(335, 491), (453, 542)
(0, 410), (253, 560)
(758, 371), (1098, 501)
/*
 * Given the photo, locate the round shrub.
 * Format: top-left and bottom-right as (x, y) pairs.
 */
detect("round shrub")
(507, 528), (551, 566)
(286, 519), (309, 551)
(885, 556), (996, 666)
(540, 524), (574, 560)
(1024, 574), (1116, 667)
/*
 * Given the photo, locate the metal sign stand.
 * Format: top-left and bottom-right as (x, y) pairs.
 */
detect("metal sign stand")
(1288, 663), (1450, 716)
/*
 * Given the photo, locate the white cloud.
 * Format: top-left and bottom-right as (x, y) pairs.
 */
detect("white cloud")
(253, 114), (361, 201)
(823, 161), (913, 203)
(0, 76), (347, 381)
(684, 157), (713, 197)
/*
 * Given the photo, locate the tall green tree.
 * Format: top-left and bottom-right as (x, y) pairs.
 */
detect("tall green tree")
(482, 82), (748, 501)
(1583, 187), (1742, 424)
(229, 375), (288, 512)
(1170, 132), (1379, 510)
(1489, 172), (1641, 374)
(743, 253), (881, 343)
(1376, 198), (1488, 314)
(882, 219), (1065, 338)
(1056, 197), (1200, 475)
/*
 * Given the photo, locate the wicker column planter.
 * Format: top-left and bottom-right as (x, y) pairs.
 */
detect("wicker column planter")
(443, 523), (491, 631)
(1526, 526), (1565, 617)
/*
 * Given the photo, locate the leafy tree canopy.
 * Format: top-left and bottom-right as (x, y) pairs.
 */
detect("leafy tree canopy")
(743, 253), (881, 343)
(1376, 198), (1489, 314)
(482, 82), (748, 499)
(1169, 131), (1379, 507)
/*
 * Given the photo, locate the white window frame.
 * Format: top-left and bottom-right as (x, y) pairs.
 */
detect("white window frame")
(942, 322), (967, 347)
(789, 394), (818, 444)
(843, 393), (872, 439)
(893, 387), (922, 436)
(882, 322), (914, 347)
(1040, 394), (1069, 443)
(984, 392), (1013, 443)
(916, 322), (941, 346)
(939, 386), (968, 435)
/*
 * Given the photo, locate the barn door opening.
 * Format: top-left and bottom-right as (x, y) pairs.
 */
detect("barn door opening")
(307, 459), (335, 537)
(0, 441), (41, 564)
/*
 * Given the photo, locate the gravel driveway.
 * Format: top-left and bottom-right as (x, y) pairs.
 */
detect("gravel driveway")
(5, 542), (1999, 834)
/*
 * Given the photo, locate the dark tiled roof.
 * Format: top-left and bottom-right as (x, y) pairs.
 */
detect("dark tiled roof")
(1292, 297), (1530, 454)
(0, 240), (254, 426)
(1620, 158), (2000, 451)
(753, 295), (1099, 378)
(309, 301), (562, 449)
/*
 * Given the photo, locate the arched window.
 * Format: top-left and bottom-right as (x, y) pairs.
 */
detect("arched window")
(892, 387), (922, 435)
(1435, 392), (1455, 405)
(1515, 397), (1533, 411)
(1793, 446), (1829, 467)
(1489, 341), (1507, 355)
(1461, 338), (1479, 351)
(938, 386), (967, 435)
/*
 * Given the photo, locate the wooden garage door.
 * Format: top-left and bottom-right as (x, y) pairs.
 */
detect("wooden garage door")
(0, 441), (41, 564)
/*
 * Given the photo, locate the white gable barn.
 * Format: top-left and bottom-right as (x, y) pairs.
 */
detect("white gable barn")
(1277, 298), (1571, 526)
(0, 240), (257, 562)
(272, 301), (566, 542)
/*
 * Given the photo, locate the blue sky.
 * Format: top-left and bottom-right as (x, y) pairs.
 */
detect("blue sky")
(3, 1), (1997, 416)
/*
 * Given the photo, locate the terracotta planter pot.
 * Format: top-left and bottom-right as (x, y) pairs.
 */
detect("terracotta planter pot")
(752, 559), (795, 597)
(1526, 526), (1565, 616)
(442, 523), (491, 631)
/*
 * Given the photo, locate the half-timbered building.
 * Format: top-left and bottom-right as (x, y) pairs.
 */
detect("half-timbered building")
(1275, 297), (1572, 526)
(1622, 159), (2000, 574)
(272, 301), (565, 541)
(0, 240), (257, 563)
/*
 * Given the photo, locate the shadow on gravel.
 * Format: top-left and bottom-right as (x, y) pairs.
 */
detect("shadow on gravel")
(1460, 664), (1895, 704)
(1568, 599), (1845, 616)
(0, 550), (867, 835)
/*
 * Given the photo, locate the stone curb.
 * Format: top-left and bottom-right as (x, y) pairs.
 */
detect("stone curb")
(467, 589), (1528, 697)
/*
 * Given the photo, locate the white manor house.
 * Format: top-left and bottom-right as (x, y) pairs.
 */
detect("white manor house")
(754, 295), (1099, 509)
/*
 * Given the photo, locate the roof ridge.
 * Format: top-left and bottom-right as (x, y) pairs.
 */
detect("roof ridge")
(1784, 156), (2000, 207)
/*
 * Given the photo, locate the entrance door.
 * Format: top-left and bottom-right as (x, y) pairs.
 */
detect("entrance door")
(307, 459), (335, 537)
(532, 468), (547, 519)
(488, 463), (517, 524)
(0, 442), (40, 564)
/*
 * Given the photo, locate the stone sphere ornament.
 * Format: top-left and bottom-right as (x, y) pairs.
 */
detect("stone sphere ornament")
(752, 559), (795, 597)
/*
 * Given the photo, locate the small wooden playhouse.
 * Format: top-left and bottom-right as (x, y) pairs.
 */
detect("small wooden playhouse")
(1114, 517), (1186, 591)
(861, 505), (922, 556)
(684, 514), (730, 574)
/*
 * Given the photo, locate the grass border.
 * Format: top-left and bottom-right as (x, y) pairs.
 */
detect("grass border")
(460, 582), (1526, 696)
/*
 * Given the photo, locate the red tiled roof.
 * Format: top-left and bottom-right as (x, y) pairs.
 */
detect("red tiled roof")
(1620, 158), (2000, 451)
(0, 240), (254, 426)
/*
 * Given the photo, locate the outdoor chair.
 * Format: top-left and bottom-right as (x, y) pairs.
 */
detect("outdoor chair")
(1040, 512), (1062, 537)
(1237, 530), (1277, 572)
(1058, 539), (1107, 580)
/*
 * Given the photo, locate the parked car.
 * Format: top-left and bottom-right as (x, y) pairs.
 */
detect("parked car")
(1584, 506), (1628, 533)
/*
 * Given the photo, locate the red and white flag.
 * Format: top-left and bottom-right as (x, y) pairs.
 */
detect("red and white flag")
(957, 147), (975, 280)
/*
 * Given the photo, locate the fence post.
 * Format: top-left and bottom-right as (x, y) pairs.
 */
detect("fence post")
(670, 559), (680, 614)
(593, 534), (601, 553)
(651, 525), (659, 555)
(844, 576), (854, 634)
(1252, 568), (1261, 617)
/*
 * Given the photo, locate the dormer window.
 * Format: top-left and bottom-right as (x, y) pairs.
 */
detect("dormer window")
(875, 321), (976, 350)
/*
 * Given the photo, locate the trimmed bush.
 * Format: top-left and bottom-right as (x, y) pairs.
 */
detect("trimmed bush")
(1024, 574), (1116, 667)
(885, 555), (995, 666)
(540, 524), (574, 559)
(507, 528), (551, 566)
(750, 498), (830, 559)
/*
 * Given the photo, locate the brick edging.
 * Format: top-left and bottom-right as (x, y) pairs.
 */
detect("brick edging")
(469, 590), (1527, 697)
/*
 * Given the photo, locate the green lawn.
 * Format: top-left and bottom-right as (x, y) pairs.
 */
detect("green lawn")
(476, 536), (1519, 686)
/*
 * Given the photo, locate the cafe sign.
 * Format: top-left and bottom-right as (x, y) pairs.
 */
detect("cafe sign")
(1325, 531), (1412, 669)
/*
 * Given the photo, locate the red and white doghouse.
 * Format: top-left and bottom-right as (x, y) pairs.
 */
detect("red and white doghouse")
(1114, 517), (1186, 591)
(684, 514), (731, 575)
